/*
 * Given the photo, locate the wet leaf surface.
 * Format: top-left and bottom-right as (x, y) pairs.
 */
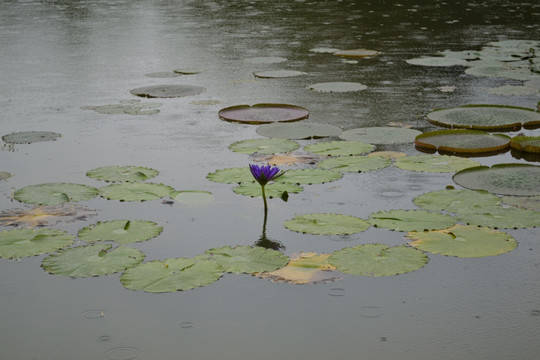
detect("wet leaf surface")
(415, 130), (511, 154)
(2, 131), (61, 144)
(368, 209), (457, 232)
(205, 246), (289, 274)
(0, 228), (74, 258)
(129, 84), (206, 98)
(0, 204), (97, 228)
(229, 138), (300, 155)
(78, 220), (163, 244)
(284, 213), (369, 235)
(318, 155), (391, 172)
(218, 104), (310, 124)
(395, 154), (480, 173)
(86, 165), (159, 182)
(305, 141), (375, 156)
(14, 183), (99, 205)
(99, 183), (175, 201)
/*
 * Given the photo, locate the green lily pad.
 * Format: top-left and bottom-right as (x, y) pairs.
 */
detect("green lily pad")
(501, 195), (540, 211)
(245, 56), (287, 64)
(339, 127), (422, 144)
(426, 104), (540, 131)
(86, 166), (159, 183)
(394, 154), (480, 173)
(413, 189), (501, 213)
(121, 258), (223, 293)
(173, 68), (205, 74)
(453, 206), (540, 229)
(305, 141), (375, 156)
(232, 182), (303, 198)
(218, 104), (310, 124)
(99, 183), (174, 201)
(77, 220), (163, 244)
(368, 209), (457, 232)
(318, 155), (391, 172)
(82, 102), (162, 115)
(278, 169), (342, 185)
(415, 130), (511, 154)
(0, 228), (74, 258)
(487, 85), (539, 96)
(333, 49), (379, 58)
(130, 85), (206, 98)
(42, 244), (145, 277)
(407, 225), (517, 257)
(14, 183), (99, 205)
(328, 244), (428, 276)
(2, 131), (62, 144)
(256, 122), (342, 139)
(406, 57), (468, 67)
(284, 213), (369, 235)
(510, 136), (540, 153)
(452, 163), (540, 196)
(229, 138), (300, 155)
(205, 246), (289, 274)
(206, 167), (252, 184)
(253, 70), (307, 78)
(307, 82), (367, 92)
(310, 47), (341, 53)
(171, 190), (215, 205)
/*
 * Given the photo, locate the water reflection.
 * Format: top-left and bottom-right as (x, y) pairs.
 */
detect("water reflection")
(254, 205), (285, 251)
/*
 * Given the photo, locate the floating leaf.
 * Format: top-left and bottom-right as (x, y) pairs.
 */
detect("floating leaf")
(309, 47), (340, 53)
(284, 213), (369, 235)
(502, 195), (540, 211)
(394, 154), (480, 173)
(257, 252), (340, 284)
(42, 244), (145, 277)
(229, 138), (299, 155)
(510, 136), (540, 154)
(206, 167), (252, 184)
(78, 220), (163, 244)
(0, 228), (74, 258)
(487, 85), (539, 96)
(130, 85), (206, 98)
(406, 57), (468, 67)
(305, 141), (375, 156)
(339, 127), (422, 144)
(278, 169), (342, 185)
(452, 163), (540, 196)
(407, 225), (517, 257)
(413, 189), (501, 213)
(245, 56), (287, 64)
(14, 183), (99, 205)
(171, 190), (215, 205)
(453, 206), (540, 229)
(86, 166), (159, 183)
(415, 130), (510, 154)
(333, 49), (379, 58)
(367, 151), (407, 159)
(256, 122), (342, 139)
(2, 131), (61, 144)
(218, 104), (309, 124)
(0, 171), (13, 181)
(253, 70), (307, 78)
(318, 155), (391, 172)
(328, 244), (428, 276)
(173, 68), (205, 74)
(0, 204), (97, 228)
(206, 246), (288, 274)
(252, 154), (321, 166)
(83, 102), (162, 115)
(307, 82), (367, 92)
(190, 99), (222, 105)
(121, 258), (223, 293)
(99, 183), (174, 201)
(145, 72), (181, 78)
(525, 78), (540, 90)
(368, 209), (457, 232)
(232, 182), (303, 198)
(465, 65), (535, 81)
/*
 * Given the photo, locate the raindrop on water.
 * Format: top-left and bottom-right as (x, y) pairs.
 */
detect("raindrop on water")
(82, 309), (105, 319)
(359, 305), (384, 318)
(105, 347), (141, 360)
(179, 322), (194, 328)
(328, 288), (346, 297)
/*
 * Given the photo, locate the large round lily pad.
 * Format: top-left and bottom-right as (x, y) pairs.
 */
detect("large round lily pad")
(333, 49), (379, 58)
(171, 190), (215, 205)
(502, 195), (540, 211)
(278, 169), (342, 185)
(453, 206), (540, 229)
(394, 154), (480, 173)
(453, 163), (540, 196)
(413, 189), (501, 213)
(307, 82), (367, 93)
(206, 167), (252, 184)
(406, 56), (468, 67)
(284, 213), (369, 235)
(426, 105), (540, 131)
(253, 70), (307, 78)
(305, 141), (375, 156)
(339, 127), (422, 144)
(245, 56), (287, 64)
(205, 246), (289, 274)
(130, 85), (206, 98)
(99, 183), (174, 201)
(2, 131), (62, 144)
(368, 209), (457, 232)
(510, 136), (540, 154)
(229, 138), (299, 155)
(406, 225), (517, 258)
(14, 183), (99, 205)
(232, 182), (303, 198)
(0, 228), (74, 258)
(318, 155), (391, 172)
(256, 122), (342, 139)
(415, 130), (511, 154)
(328, 244), (428, 277)
(86, 166), (159, 183)
(78, 220), (163, 244)
(42, 244), (145, 277)
(219, 104), (309, 124)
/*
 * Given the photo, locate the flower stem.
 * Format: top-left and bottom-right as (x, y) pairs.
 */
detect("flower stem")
(261, 185), (268, 212)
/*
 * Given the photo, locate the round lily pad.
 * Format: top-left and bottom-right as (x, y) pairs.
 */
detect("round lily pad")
(144, 72), (181, 78)
(305, 141), (375, 156)
(307, 82), (367, 93)
(171, 190), (215, 205)
(229, 138), (299, 155)
(452, 163), (540, 196)
(415, 130), (511, 154)
(426, 104), (540, 131)
(487, 85), (539, 96)
(394, 154), (480, 173)
(121, 258), (223, 293)
(339, 127), (422, 144)
(453, 206), (540, 229)
(510, 136), (540, 153)
(278, 169), (342, 185)
(218, 104), (310, 124)
(86, 166), (159, 183)
(130, 85), (206, 98)
(253, 70), (307, 78)
(77, 220), (163, 244)
(406, 57), (468, 67)
(310, 47), (341, 53)
(173, 68), (205, 74)
(232, 182), (303, 198)
(206, 167), (252, 184)
(406, 225), (517, 258)
(333, 49), (379, 58)
(0, 204), (97, 228)
(256, 122), (342, 139)
(42, 244), (145, 277)
(205, 246), (289, 274)
(99, 183), (174, 201)
(82, 102), (161, 115)
(502, 195), (540, 211)
(465, 65), (535, 81)
(245, 56), (287, 64)
(14, 183), (99, 205)
(368, 209), (457, 232)
(318, 155), (391, 172)
(0, 228), (74, 258)
(328, 244), (428, 277)
(413, 189), (501, 213)
(2, 131), (61, 144)
(284, 213), (369, 235)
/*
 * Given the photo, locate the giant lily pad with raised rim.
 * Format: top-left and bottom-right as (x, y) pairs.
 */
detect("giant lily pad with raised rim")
(229, 138), (299, 155)
(205, 246), (289, 274)
(99, 183), (174, 201)
(510, 136), (540, 154)
(253, 70), (307, 78)
(14, 183), (99, 205)
(130, 85), (206, 98)
(406, 56), (468, 67)
(395, 154), (480, 173)
(218, 104), (309, 124)
(121, 257), (223, 293)
(415, 130), (511, 154)
(406, 225), (517, 258)
(413, 189), (501, 213)
(307, 82), (367, 93)
(426, 105), (540, 131)
(42, 244), (145, 277)
(278, 169), (342, 185)
(232, 182), (303, 198)
(328, 244), (428, 277)
(339, 127), (422, 144)
(86, 166), (159, 183)
(502, 195), (540, 211)
(2, 131), (62, 144)
(284, 213), (369, 235)
(452, 163), (540, 196)
(256, 122), (342, 139)
(206, 167), (252, 184)
(0, 228), (74, 258)
(77, 220), (163, 244)
(333, 49), (379, 58)
(318, 155), (391, 173)
(368, 209), (457, 232)
(305, 141), (375, 156)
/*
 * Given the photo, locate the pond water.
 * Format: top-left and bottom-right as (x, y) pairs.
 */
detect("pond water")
(1, 1), (539, 359)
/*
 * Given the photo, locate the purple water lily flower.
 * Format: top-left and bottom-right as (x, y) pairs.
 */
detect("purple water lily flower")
(249, 164), (282, 187)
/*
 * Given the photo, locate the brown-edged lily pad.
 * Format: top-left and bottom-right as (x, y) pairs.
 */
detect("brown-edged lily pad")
(218, 104), (309, 124)
(415, 130), (511, 154)
(130, 85), (206, 98)
(510, 136), (540, 154)
(253, 70), (307, 78)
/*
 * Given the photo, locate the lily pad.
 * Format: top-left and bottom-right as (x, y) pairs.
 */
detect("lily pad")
(205, 246), (289, 274)
(206, 167), (252, 184)
(252, 154), (321, 166)
(232, 182), (303, 198)
(219, 104), (309, 124)
(82, 102), (161, 115)
(253, 70), (307, 78)
(394, 154), (480, 173)
(256, 122), (342, 139)
(99, 183), (174, 201)
(413, 189), (501, 213)
(14, 183), (99, 205)
(130, 85), (206, 98)
(0, 204), (97, 228)
(245, 56), (287, 64)
(452, 163), (540, 196)
(367, 151), (407, 159)
(305, 141), (375, 156)
(0, 171), (13, 181)
(173, 68), (205, 74)
(406, 57), (468, 67)
(278, 169), (342, 185)
(368, 209), (457, 232)
(307, 82), (367, 93)
(284, 213), (369, 235)
(510, 136), (540, 154)
(502, 195), (540, 211)
(415, 130), (511, 154)
(426, 104), (540, 131)
(318, 155), (391, 172)
(77, 220), (163, 244)
(2, 131), (61, 144)
(86, 166), (159, 183)
(406, 225), (517, 257)
(333, 49), (379, 58)
(465, 65), (536, 81)
(339, 127), (422, 144)
(145, 72), (181, 78)
(171, 190), (215, 205)
(0, 228), (74, 258)
(121, 257), (223, 293)
(229, 138), (299, 155)
(487, 85), (539, 96)
(453, 206), (540, 229)
(328, 244), (428, 277)
(42, 244), (145, 277)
